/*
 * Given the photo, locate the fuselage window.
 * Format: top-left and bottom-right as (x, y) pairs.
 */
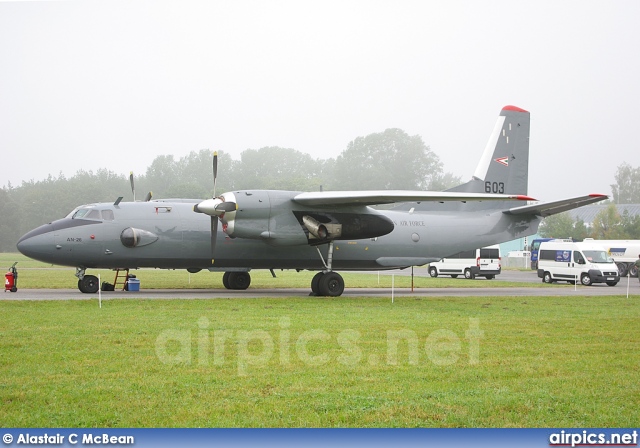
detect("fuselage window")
(101, 210), (115, 221)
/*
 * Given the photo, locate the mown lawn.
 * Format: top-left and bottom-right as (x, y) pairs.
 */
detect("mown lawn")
(1, 295), (638, 427)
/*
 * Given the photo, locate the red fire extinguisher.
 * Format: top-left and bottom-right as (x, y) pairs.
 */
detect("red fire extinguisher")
(5, 262), (17, 292)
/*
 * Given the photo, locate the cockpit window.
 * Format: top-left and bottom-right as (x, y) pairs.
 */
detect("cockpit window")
(86, 210), (101, 219)
(70, 207), (115, 221)
(72, 209), (92, 219)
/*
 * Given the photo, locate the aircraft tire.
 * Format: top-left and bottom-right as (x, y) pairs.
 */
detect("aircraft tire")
(222, 272), (231, 289)
(311, 272), (324, 295)
(79, 275), (99, 294)
(228, 272), (251, 290)
(318, 272), (344, 297)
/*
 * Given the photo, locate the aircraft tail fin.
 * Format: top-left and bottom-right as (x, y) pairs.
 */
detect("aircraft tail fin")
(448, 105), (530, 197)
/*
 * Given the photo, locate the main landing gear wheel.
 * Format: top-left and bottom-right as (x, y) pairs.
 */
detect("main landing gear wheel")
(223, 271), (251, 290)
(310, 272), (344, 297)
(311, 272), (324, 295)
(222, 272), (231, 289)
(308, 241), (344, 297)
(78, 275), (99, 294)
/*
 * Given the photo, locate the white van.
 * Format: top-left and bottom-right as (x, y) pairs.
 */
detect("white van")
(428, 245), (501, 279)
(536, 241), (620, 286)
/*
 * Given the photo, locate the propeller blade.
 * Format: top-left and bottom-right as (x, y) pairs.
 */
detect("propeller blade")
(210, 216), (218, 263)
(144, 191), (153, 202)
(212, 151), (218, 198)
(129, 171), (135, 202)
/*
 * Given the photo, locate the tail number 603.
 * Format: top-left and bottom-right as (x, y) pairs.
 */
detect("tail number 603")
(485, 181), (505, 194)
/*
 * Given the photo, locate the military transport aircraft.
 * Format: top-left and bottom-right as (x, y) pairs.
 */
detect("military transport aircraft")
(16, 106), (606, 296)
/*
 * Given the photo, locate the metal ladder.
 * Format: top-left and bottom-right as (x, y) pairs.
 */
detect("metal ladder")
(113, 269), (130, 291)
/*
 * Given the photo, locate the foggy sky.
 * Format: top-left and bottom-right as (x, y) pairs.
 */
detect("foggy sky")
(1, 0), (639, 202)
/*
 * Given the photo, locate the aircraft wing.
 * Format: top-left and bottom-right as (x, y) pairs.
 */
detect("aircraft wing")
(293, 190), (535, 207)
(503, 194), (608, 217)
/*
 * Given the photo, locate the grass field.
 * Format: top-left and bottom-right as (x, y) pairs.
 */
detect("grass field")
(1, 294), (639, 427)
(2, 252), (638, 427)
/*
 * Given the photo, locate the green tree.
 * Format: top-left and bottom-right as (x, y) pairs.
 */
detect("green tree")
(539, 212), (577, 239)
(611, 162), (640, 203)
(330, 129), (445, 190)
(234, 147), (325, 191)
(591, 203), (626, 239)
(0, 188), (21, 252)
(428, 172), (463, 191)
(572, 219), (591, 241)
(620, 209), (640, 238)
(144, 150), (234, 198)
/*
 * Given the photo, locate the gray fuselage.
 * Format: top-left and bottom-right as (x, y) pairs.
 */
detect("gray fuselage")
(17, 194), (541, 272)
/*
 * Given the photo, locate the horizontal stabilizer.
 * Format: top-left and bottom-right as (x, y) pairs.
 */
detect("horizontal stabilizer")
(293, 191), (535, 207)
(503, 194), (608, 217)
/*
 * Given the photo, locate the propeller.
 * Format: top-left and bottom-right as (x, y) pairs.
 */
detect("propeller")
(131, 171), (152, 202)
(193, 151), (237, 263)
(130, 171), (135, 202)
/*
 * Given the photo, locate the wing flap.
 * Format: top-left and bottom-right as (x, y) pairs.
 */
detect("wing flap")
(503, 194), (608, 217)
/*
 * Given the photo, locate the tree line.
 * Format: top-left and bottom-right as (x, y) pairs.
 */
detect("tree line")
(0, 129), (460, 251)
(539, 204), (640, 240)
(538, 163), (640, 240)
(3, 132), (639, 252)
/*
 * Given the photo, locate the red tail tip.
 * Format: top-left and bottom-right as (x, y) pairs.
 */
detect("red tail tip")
(502, 105), (529, 113)
(516, 195), (536, 201)
(589, 193), (608, 198)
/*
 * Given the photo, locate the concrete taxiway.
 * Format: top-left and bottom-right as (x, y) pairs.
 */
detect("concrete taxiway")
(2, 284), (637, 301)
(2, 269), (638, 300)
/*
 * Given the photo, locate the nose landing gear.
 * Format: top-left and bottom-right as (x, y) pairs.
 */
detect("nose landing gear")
(75, 268), (99, 294)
